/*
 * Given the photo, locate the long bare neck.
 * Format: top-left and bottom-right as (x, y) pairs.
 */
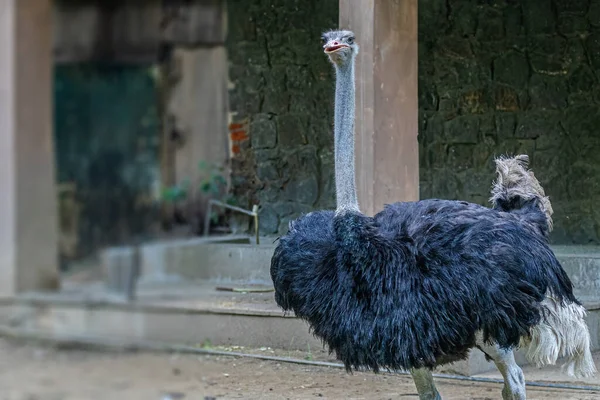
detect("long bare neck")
(333, 60), (359, 213)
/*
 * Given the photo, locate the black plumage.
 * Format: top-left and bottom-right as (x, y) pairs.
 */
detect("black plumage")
(271, 199), (578, 373)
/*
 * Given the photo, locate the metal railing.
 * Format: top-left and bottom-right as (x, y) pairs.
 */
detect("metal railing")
(204, 199), (260, 244)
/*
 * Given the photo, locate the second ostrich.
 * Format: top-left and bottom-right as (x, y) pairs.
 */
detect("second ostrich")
(270, 30), (596, 400)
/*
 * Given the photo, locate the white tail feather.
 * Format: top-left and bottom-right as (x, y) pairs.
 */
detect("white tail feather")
(520, 297), (596, 378)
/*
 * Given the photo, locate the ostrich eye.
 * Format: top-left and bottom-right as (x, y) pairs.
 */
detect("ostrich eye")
(347, 37), (355, 44)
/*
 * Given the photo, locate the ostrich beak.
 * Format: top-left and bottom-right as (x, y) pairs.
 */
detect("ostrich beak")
(324, 43), (349, 54)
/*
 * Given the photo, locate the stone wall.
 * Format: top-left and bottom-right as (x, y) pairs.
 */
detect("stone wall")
(227, 0), (600, 244)
(419, 0), (600, 244)
(227, 0), (338, 234)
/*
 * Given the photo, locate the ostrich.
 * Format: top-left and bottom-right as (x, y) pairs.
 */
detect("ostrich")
(270, 30), (596, 400)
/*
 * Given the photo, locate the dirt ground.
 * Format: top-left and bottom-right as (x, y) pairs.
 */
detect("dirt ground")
(0, 338), (598, 400)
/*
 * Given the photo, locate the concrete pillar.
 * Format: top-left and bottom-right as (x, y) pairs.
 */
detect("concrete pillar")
(171, 47), (229, 191)
(340, 0), (419, 216)
(0, 0), (59, 295)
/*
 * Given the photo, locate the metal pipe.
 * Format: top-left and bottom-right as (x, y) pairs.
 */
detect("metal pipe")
(203, 199), (260, 244)
(252, 204), (259, 244)
(208, 199), (257, 217)
(0, 327), (597, 393)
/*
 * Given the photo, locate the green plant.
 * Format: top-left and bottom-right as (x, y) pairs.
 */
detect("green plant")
(161, 178), (190, 203)
(161, 161), (237, 226)
(198, 161), (227, 196)
(304, 342), (313, 361)
(198, 161), (237, 224)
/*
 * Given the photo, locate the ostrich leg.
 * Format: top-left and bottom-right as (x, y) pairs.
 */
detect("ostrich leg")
(477, 344), (526, 400)
(410, 368), (442, 400)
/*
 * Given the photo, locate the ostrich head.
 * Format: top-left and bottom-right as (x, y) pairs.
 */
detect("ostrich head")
(322, 30), (359, 66)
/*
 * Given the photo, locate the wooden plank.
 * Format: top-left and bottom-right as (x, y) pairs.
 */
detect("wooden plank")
(53, 0), (226, 64)
(374, 0), (419, 207)
(54, 0), (163, 64)
(162, 0), (225, 46)
(339, 0), (419, 216)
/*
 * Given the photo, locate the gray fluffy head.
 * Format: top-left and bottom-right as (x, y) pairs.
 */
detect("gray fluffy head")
(322, 30), (359, 66)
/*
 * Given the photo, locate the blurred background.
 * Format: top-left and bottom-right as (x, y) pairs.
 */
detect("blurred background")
(47, 0), (600, 280)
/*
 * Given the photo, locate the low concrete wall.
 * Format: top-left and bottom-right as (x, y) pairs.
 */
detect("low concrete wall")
(105, 241), (600, 294)
(553, 246), (600, 301)
(102, 235), (256, 288)
(152, 242), (275, 283)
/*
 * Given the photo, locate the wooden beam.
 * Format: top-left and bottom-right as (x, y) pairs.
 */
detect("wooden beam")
(163, 0), (226, 46)
(340, 0), (419, 216)
(0, 0), (59, 294)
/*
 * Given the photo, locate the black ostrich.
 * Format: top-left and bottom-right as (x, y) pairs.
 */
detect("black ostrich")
(270, 30), (596, 400)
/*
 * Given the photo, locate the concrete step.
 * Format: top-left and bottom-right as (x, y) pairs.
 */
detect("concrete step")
(0, 281), (321, 357)
(2, 279), (599, 377)
(58, 242), (600, 377)
(111, 241), (600, 347)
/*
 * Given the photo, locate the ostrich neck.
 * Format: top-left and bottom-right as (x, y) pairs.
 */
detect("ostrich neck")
(333, 61), (359, 213)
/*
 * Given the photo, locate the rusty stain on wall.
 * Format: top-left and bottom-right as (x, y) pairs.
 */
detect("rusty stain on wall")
(229, 121), (249, 155)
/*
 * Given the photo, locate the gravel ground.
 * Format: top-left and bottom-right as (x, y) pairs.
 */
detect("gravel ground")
(0, 338), (598, 400)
